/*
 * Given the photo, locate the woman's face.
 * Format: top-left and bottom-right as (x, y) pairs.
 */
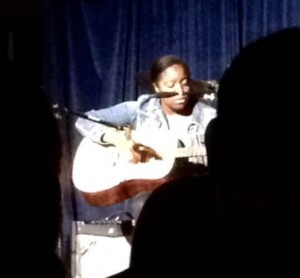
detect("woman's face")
(153, 64), (191, 115)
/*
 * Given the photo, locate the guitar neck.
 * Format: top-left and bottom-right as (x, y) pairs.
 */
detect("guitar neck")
(170, 146), (207, 158)
(131, 130), (207, 159)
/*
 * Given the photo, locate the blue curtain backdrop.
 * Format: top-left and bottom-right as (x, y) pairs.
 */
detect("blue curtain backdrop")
(42, 0), (300, 262)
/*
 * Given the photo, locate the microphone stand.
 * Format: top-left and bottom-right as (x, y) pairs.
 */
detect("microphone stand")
(53, 105), (125, 130)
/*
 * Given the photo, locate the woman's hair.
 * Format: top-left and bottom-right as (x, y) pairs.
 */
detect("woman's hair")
(150, 55), (190, 84)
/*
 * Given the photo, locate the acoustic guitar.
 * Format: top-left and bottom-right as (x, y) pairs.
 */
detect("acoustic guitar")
(72, 130), (207, 206)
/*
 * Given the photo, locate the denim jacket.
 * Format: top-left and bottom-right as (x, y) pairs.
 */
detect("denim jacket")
(75, 94), (216, 165)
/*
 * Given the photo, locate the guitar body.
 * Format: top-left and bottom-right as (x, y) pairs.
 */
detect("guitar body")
(72, 131), (206, 206)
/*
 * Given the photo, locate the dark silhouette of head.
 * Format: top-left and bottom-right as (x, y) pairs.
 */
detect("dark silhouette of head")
(213, 27), (300, 192)
(108, 176), (214, 277)
(209, 27), (300, 275)
(1, 57), (64, 276)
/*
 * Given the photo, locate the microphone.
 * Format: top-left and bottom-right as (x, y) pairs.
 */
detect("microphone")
(189, 80), (219, 95)
(153, 91), (206, 98)
(153, 92), (178, 98)
(153, 80), (219, 98)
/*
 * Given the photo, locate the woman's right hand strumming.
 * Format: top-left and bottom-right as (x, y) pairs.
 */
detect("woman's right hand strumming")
(101, 129), (161, 164)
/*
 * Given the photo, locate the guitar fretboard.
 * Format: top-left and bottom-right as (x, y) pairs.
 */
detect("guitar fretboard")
(172, 146), (207, 158)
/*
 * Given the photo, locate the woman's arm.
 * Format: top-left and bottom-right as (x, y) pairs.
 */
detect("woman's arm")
(75, 101), (138, 144)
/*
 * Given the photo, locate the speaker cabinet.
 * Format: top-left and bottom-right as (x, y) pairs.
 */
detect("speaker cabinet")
(71, 220), (134, 278)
